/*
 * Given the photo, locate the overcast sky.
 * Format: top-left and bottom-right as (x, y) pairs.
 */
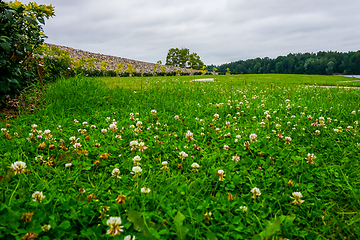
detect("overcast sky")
(10, 0), (360, 65)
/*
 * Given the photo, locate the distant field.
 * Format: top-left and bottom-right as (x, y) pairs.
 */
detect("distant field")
(98, 74), (360, 89)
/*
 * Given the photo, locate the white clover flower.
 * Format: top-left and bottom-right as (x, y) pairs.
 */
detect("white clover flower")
(306, 153), (316, 164)
(35, 155), (43, 161)
(179, 151), (188, 159)
(232, 155), (240, 163)
(239, 206), (248, 213)
(223, 145), (230, 150)
(151, 110), (157, 115)
(133, 155), (141, 165)
(136, 121), (142, 127)
(186, 130), (194, 141)
(32, 191), (45, 202)
(124, 235), (136, 240)
(41, 224), (51, 232)
(10, 161), (27, 174)
(112, 168), (121, 178)
(69, 136), (76, 142)
(251, 187), (261, 199)
(132, 166), (142, 173)
(65, 163), (72, 168)
(141, 187), (151, 194)
(174, 115), (180, 120)
(191, 162), (200, 168)
(290, 192), (305, 205)
(73, 142), (82, 149)
(31, 124), (38, 129)
(109, 123), (117, 132)
(249, 133), (257, 142)
(106, 217), (123, 236)
(43, 130), (51, 135)
(214, 113), (219, 119)
(101, 129), (108, 133)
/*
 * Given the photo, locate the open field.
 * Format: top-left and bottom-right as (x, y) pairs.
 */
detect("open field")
(100, 74), (360, 90)
(1, 74), (360, 239)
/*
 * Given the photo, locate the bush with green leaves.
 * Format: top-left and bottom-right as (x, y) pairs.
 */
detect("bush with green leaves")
(0, 1), (55, 100)
(34, 44), (72, 82)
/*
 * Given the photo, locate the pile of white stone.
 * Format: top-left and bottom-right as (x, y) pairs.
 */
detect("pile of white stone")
(46, 43), (198, 74)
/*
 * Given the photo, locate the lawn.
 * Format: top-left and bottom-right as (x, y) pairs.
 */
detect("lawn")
(0, 74), (359, 239)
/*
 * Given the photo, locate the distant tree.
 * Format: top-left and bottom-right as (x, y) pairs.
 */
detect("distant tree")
(188, 53), (204, 70)
(165, 48), (204, 69)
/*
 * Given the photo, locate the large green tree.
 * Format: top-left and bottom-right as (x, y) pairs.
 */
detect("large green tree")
(0, 1), (55, 99)
(165, 48), (204, 70)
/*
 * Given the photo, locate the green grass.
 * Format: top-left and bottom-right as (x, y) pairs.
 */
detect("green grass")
(0, 74), (360, 239)
(99, 74), (360, 90)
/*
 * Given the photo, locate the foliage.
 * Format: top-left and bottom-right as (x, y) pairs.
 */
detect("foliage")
(160, 66), (166, 75)
(188, 52), (205, 70)
(166, 48), (204, 70)
(200, 66), (207, 75)
(33, 44), (72, 82)
(212, 50), (360, 75)
(72, 56), (98, 74)
(125, 63), (136, 76)
(0, 74), (359, 239)
(114, 62), (124, 75)
(0, 1), (55, 100)
(100, 60), (109, 71)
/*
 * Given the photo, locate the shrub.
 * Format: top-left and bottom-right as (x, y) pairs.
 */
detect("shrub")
(0, 1), (55, 100)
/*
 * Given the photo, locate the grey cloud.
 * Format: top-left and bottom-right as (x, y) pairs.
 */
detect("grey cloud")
(10, 0), (360, 65)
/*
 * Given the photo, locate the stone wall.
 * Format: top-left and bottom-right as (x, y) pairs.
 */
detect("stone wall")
(46, 43), (198, 74)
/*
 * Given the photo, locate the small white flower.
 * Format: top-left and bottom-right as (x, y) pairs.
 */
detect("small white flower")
(32, 191), (45, 202)
(112, 168), (121, 178)
(251, 187), (261, 199)
(65, 163), (72, 168)
(141, 187), (151, 194)
(191, 162), (200, 168)
(10, 161), (26, 174)
(179, 151), (188, 159)
(41, 224), (51, 232)
(101, 129), (107, 133)
(73, 142), (82, 149)
(106, 217), (123, 236)
(151, 110), (157, 115)
(290, 192), (305, 205)
(133, 155), (141, 165)
(239, 206), (248, 213)
(132, 166), (142, 173)
(124, 235), (136, 240)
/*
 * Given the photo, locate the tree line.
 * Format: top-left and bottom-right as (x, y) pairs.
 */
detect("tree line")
(209, 50), (360, 75)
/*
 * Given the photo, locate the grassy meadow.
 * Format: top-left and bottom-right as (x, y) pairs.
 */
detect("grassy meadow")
(0, 74), (360, 239)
